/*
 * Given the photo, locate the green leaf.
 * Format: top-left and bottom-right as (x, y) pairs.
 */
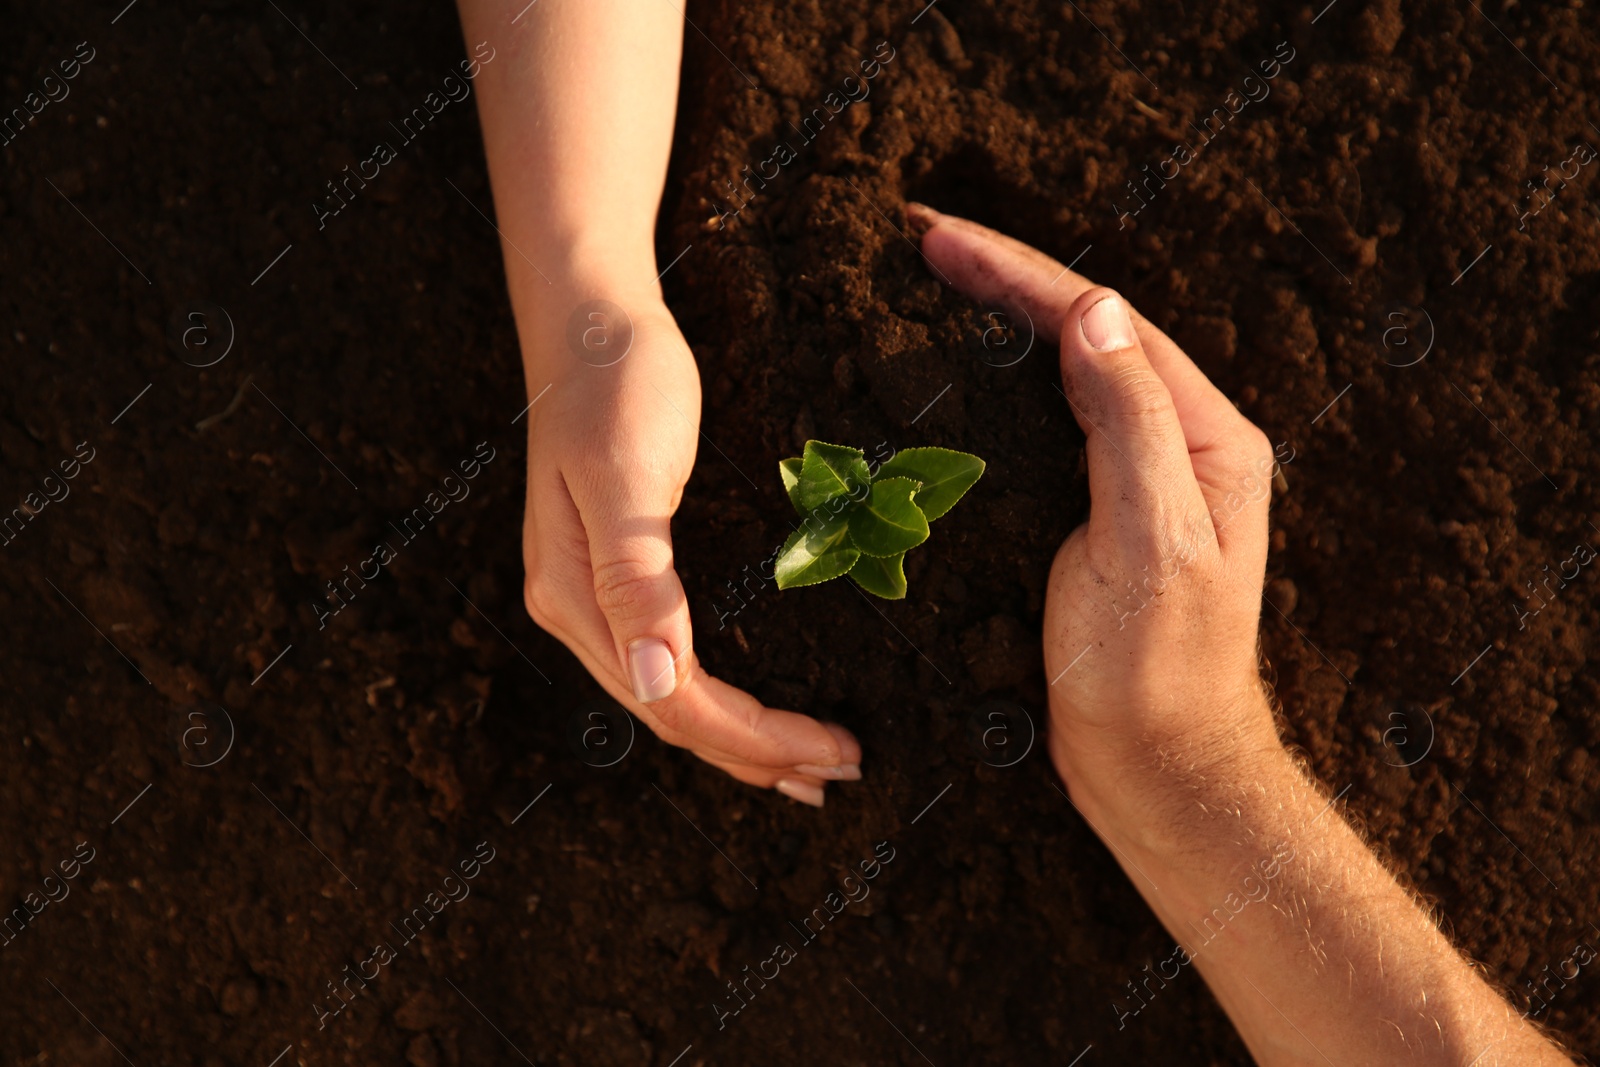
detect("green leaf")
(849, 552), (907, 599)
(875, 447), (986, 521)
(847, 476), (930, 557)
(774, 512), (860, 589)
(779, 457), (805, 514)
(797, 440), (871, 511)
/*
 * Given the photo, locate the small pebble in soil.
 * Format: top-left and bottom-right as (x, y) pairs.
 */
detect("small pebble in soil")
(405, 1034), (439, 1067)
(219, 977), (259, 1016)
(833, 353), (857, 392)
(1267, 577), (1299, 616)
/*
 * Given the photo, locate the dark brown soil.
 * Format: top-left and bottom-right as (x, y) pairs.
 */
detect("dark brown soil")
(3, 1), (1597, 1064)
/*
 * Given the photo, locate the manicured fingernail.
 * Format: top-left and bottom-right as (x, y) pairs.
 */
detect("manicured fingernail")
(1081, 294), (1135, 351)
(794, 763), (862, 781)
(627, 638), (676, 703)
(775, 779), (826, 807)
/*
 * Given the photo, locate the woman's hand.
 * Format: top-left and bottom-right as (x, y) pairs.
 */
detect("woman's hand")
(910, 206), (1284, 825)
(518, 281), (860, 804)
(454, 0), (857, 805)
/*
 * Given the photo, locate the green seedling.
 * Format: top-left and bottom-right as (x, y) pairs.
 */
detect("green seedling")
(774, 440), (985, 599)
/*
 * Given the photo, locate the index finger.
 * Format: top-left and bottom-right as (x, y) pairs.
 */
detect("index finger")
(910, 205), (1273, 550)
(911, 205), (1240, 445)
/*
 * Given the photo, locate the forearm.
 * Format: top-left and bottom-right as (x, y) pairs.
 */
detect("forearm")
(455, 0), (682, 312)
(1072, 713), (1570, 1066)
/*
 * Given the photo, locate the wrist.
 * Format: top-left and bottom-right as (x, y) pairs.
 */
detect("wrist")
(509, 256), (671, 379)
(1055, 695), (1295, 861)
(1064, 730), (1312, 941)
(514, 245), (663, 314)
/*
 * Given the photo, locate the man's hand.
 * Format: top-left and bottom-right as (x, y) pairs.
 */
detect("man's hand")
(519, 285), (860, 803)
(908, 205), (1283, 820)
(913, 205), (1573, 1065)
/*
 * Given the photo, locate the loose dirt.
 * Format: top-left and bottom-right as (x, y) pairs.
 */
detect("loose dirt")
(2, 1), (1595, 1064)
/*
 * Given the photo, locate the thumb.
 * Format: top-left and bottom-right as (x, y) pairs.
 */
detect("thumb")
(585, 506), (691, 705)
(1062, 289), (1211, 552)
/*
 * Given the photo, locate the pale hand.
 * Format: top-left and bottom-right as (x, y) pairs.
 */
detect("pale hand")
(519, 291), (860, 806)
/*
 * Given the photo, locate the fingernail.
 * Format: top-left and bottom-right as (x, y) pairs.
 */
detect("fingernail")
(1081, 294), (1135, 351)
(627, 638), (677, 703)
(775, 779), (826, 807)
(906, 201), (942, 225)
(794, 763), (862, 781)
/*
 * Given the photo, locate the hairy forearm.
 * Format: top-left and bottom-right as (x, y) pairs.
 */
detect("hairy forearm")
(1072, 713), (1570, 1066)
(455, 0), (683, 305)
